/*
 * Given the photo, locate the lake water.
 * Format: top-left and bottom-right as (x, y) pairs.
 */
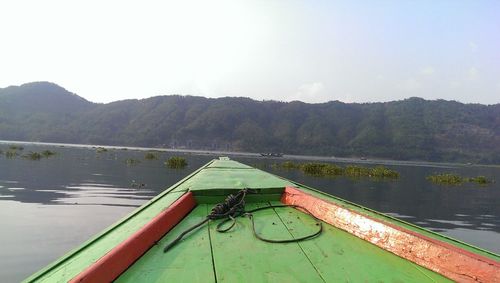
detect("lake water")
(0, 143), (499, 282)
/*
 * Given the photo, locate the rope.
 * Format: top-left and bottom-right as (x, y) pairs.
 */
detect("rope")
(163, 189), (323, 253)
(246, 205), (323, 243)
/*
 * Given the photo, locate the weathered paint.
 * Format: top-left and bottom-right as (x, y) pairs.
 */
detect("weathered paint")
(283, 177), (499, 261)
(270, 201), (452, 282)
(24, 159), (215, 283)
(70, 192), (196, 283)
(117, 201), (452, 282)
(26, 158), (499, 283)
(281, 186), (500, 282)
(116, 205), (215, 283)
(208, 203), (325, 282)
(173, 167), (293, 192)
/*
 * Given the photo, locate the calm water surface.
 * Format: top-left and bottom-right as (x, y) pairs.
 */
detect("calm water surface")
(0, 143), (499, 282)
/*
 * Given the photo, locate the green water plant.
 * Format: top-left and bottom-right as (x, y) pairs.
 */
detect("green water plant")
(344, 165), (371, 177)
(9, 145), (24, 151)
(41, 150), (56, 157)
(166, 156), (187, 169)
(96, 147), (108, 153)
(24, 152), (42, 160)
(301, 163), (333, 176)
(280, 161), (301, 170)
(426, 173), (492, 185)
(5, 150), (18, 159)
(278, 161), (399, 179)
(370, 166), (400, 178)
(144, 152), (158, 160)
(426, 173), (463, 185)
(467, 176), (492, 184)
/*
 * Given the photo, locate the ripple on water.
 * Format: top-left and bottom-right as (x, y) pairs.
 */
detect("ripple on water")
(7, 187), (25, 191)
(427, 219), (474, 227)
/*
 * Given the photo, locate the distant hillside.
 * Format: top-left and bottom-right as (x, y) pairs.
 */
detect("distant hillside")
(1, 82), (499, 163)
(0, 82), (95, 142)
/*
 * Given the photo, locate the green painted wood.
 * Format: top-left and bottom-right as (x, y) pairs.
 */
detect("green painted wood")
(173, 168), (293, 192)
(270, 201), (453, 282)
(26, 158), (499, 282)
(193, 188), (284, 196)
(209, 203), (325, 283)
(25, 159), (216, 283)
(24, 191), (186, 283)
(287, 183), (500, 261)
(116, 205), (215, 283)
(207, 159), (253, 169)
(194, 193), (283, 204)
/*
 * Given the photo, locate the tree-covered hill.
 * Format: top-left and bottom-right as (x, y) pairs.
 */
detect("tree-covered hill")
(1, 82), (499, 163)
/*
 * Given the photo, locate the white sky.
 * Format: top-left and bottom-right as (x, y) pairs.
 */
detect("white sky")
(1, 0), (499, 104)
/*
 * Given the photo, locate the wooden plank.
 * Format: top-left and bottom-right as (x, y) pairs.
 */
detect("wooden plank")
(70, 192), (196, 283)
(173, 168), (293, 192)
(271, 201), (452, 282)
(25, 191), (187, 283)
(282, 187), (500, 282)
(115, 205), (215, 283)
(209, 203), (324, 282)
(194, 193), (283, 204)
(286, 185), (499, 261)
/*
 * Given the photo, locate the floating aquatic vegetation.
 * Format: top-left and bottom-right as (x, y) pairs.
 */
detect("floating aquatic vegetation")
(9, 145), (24, 151)
(24, 152), (42, 160)
(166, 156), (187, 169)
(467, 176), (492, 184)
(5, 150), (18, 159)
(276, 161), (399, 179)
(280, 161), (301, 170)
(427, 173), (493, 185)
(369, 166), (400, 178)
(96, 147), (108, 153)
(41, 150), (56, 157)
(301, 163), (332, 175)
(144, 152), (158, 160)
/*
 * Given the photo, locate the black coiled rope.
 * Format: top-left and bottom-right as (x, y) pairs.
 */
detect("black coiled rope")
(163, 189), (323, 252)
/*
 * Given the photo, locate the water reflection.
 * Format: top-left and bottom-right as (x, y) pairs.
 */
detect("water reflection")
(0, 144), (499, 282)
(0, 144), (216, 282)
(251, 160), (499, 254)
(0, 145), (213, 206)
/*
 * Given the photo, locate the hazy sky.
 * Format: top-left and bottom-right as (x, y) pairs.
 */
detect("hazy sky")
(1, 0), (499, 104)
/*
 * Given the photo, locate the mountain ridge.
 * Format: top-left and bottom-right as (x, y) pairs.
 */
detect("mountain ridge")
(1, 82), (499, 163)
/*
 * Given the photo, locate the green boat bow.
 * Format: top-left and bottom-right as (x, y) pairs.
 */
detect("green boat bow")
(25, 158), (500, 283)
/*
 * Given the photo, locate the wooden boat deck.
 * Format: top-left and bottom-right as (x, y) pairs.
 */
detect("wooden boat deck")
(25, 158), (500, 283)
(116, 202), (450, 282)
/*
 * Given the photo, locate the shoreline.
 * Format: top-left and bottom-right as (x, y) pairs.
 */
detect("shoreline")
(1, 139), (497, 169)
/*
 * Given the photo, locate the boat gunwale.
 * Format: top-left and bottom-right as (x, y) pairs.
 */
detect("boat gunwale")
(70, 185), (500, 283)
(23, 159), (216, 283)
(25, 158), (499, 282)
(282, 186), (500, 282)
(255, 166), (500, 260)
(69, 192), (197, 283)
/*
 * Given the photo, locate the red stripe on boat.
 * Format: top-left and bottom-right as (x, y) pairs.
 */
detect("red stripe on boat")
(70, 191), (196, 283)
(282, 186), (500, 283)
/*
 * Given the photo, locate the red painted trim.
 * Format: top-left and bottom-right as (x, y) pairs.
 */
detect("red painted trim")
(282, 186), (500, 283)
(70, 191), (196, 283)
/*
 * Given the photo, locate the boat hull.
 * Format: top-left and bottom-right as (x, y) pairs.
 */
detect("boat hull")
(25, 158), (500, 283)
